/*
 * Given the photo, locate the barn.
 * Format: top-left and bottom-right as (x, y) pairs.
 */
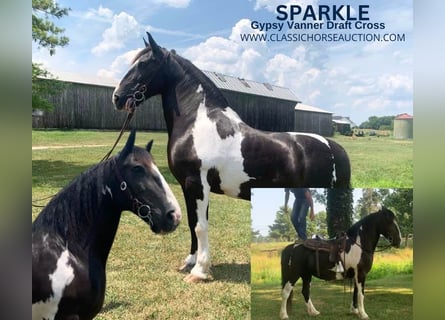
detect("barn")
(202, 71), (299, 132)
(32, 72), (334, 136)
(294, 103), (334, 136)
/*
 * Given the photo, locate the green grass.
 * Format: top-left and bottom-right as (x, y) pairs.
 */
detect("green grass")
(333, 135), (413, 188)
(252, 275), (413, 320)
(32, 130), (250, 320)
(251, 242), (413, 320)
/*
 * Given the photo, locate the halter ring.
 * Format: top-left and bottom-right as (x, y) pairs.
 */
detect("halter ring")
(120, 181), (127, 191)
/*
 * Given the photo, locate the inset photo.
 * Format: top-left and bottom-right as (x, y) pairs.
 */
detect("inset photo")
(251, 188), (413, 320)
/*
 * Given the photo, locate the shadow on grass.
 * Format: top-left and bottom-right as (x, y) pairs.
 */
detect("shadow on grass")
(32, 160), (91, 190)
(101, 300), (131, 313)
(212, 263), (250, 284)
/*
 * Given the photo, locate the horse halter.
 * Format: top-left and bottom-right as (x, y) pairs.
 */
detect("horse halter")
(126, 51), (171, 111)
(111, 157), (154, 226)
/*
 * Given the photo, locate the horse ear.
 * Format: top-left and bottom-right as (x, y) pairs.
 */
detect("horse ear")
(119, 129), (136, 160)
(143, 37), (149, 48)
(146, 139), (154, 153)
(147, 32), (162, 58)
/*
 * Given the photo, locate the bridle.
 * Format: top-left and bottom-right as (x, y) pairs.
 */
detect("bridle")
(100, 51), (172, 162)
(112, 157), (153, 226)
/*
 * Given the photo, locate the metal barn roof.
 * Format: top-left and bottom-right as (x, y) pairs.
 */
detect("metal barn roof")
(295, 103), (332, 114)
(203, 70), (299, 102)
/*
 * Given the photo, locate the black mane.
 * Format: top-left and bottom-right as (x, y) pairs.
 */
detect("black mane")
(346, 207), (392, 240)
(32, 159), (115, 247)
(169, 49), (229, 108)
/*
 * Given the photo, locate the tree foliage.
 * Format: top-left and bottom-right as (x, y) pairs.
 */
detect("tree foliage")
(382, 189), (413, 236)
(355, 188), (413, 237)
(359, 115), (395, 130)
(32, 0), (70, 55)
(268, 206), (294, 241)
(32, 0), (70, 111)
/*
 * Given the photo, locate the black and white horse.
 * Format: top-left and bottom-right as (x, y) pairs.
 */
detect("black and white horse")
(280, 207), (402, 320)
(112, 33), (351, 282)
(32, 130), (181, 320)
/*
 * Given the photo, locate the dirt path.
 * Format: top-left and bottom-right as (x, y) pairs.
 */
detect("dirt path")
(32, 144), (108, 150)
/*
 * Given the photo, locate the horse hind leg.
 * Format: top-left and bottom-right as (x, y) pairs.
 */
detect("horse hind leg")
(302, 275), (320, 316)
(280, 281), (294, 319)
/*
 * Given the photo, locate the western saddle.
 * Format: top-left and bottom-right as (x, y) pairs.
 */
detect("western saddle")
(299, 233), (348, 277)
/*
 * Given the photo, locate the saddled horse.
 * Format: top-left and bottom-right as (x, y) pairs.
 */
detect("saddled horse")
(32, 130), (181, 320)
(280, 207), (402, 320)
(112, 33), (351, 282)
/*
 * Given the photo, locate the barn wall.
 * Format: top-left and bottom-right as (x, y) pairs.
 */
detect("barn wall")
(221, 90), (296, 132)
(32, 81), (166, 130)
(294, 110), (333, 136)
(32, 80), (298, 132)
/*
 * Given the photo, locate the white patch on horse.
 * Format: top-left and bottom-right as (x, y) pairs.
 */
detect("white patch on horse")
(306, 298), (320, 316)
(287, 132), (330, 148)
(280, 281), (293, 319)
(102, 185), (113, 198)
(32, 249), (75, 320)
(331, 158), (337, 187)
(196, 84), (203, 93)
(150, 162), (182, 224)
(221, 107), (243, 125)
(192, 97), (250, 197)
(190, 171), (211, 279)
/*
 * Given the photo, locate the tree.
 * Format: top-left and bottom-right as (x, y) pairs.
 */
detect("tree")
(268, 206), (294, 241)
(32, 0), (70, 111)
(307, 210), (328, 239)
(326, 189), (353, 238)
(382, 189), (413, 239)
(355, 189), (384, 220)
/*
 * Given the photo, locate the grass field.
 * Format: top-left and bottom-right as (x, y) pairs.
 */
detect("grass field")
(32, 129), (413, 318)
(251, 242), (413, 320)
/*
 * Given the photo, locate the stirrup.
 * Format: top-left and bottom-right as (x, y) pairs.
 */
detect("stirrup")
(335, 261), (344, 273)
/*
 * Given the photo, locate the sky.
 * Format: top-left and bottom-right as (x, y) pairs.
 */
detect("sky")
(251, 188), (362, 236)
(33, 0), (412, 126)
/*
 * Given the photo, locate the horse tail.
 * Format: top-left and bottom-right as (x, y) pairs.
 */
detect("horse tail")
(280, 244), (293, 288)
(329, 140), (351, 188)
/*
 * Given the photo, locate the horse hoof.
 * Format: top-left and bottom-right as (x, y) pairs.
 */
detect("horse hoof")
(183, 273), (212, 283)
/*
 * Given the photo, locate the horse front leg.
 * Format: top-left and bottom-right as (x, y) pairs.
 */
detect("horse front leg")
(302, 274), (320, 316)
(178, 183), (198, 273)
(353, 273), (368, 319)
(182, 173), (212, 283)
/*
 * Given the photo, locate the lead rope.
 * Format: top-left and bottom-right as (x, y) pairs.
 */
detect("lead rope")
(100, 110), (135, 162)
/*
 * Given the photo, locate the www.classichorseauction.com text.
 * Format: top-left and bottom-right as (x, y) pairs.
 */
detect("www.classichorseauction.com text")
(240, 4), (406, 43)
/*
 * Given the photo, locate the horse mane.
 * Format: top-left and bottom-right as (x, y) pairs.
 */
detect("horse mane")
(169, 49), (229, 107)
(346, 208), (387, 239)
(32, 159), (115, 247)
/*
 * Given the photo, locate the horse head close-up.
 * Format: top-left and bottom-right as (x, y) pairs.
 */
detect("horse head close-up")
(32, 129), (181, 320)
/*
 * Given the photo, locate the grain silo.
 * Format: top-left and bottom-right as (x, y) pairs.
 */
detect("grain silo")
(393, 113), (413, 139)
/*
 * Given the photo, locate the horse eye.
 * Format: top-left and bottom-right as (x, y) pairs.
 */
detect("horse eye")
(132, 165), (146, 174)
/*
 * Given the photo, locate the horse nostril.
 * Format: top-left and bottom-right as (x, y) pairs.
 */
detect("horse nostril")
(113, 94), (120, 105)
(168, 209), (180, 225)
